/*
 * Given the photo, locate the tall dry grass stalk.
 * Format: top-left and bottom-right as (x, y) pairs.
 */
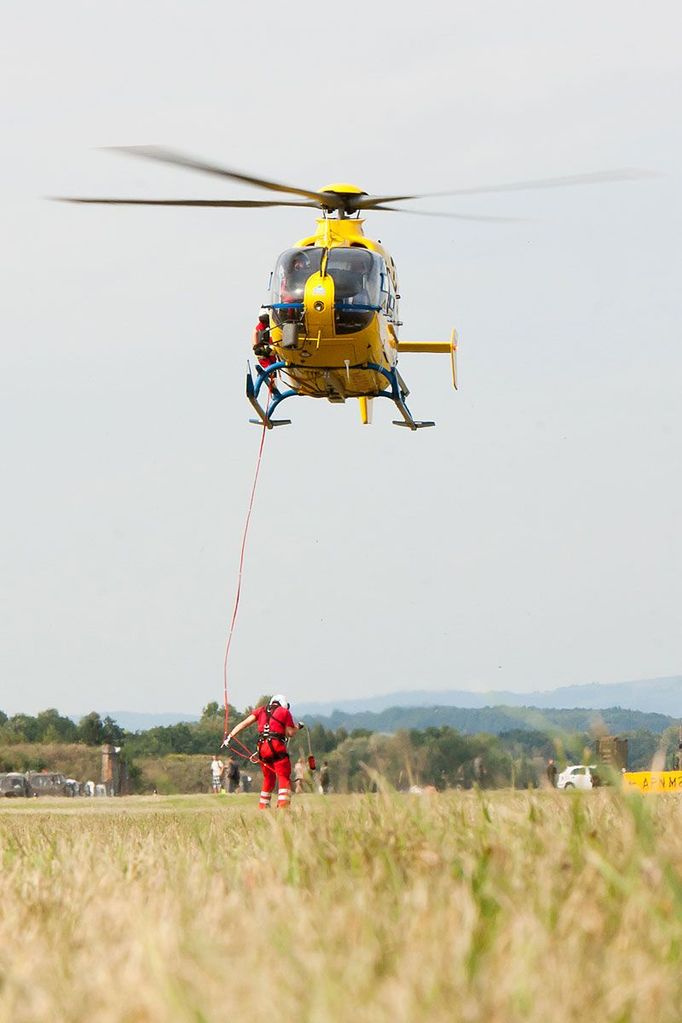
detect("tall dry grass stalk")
(0, 791), (681, 1022)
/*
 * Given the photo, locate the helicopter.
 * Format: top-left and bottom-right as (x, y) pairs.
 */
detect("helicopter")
(58, 149), (648, 430)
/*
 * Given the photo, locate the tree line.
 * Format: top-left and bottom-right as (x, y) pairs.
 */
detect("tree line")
(1, 703), (679, 792)
(0, 708), (125, 746)
(0, 702), (248, 753)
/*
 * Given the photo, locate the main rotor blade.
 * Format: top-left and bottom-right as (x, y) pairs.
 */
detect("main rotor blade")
(371, 205), (527, 222)
(355, 168), (654, 209)
(52, 196), (319, 208)
(106, 146), (344, 210)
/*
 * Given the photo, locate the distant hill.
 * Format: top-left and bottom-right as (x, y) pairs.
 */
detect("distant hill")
(64, 675), (680, 733)
(301, 704), (678, 736)
(297, 675), (682, 718)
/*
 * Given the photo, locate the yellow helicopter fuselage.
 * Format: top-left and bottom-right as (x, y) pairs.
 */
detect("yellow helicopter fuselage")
(267, 216), (400, 407)
(248, 185), (455, 429)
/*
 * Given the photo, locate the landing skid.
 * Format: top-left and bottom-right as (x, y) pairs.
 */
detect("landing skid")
(392, 419), (435, 429)
(245, 361), (435, 430)
(365, 363), (436, 430)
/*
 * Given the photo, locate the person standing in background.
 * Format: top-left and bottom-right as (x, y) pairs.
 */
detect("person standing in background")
(226, 756), (240, 793)
(293, 755), (307, 794)
(210, 755), (224, 794)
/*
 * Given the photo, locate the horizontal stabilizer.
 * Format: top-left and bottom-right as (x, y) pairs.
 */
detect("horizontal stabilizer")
(396, 341), (452, 353)
(397, 329), (458, 389)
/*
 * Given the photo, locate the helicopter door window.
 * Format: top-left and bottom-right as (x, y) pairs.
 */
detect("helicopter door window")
(327, 248), (382, 334)
(378, 262), (399, 321)
(379, 264), (392, 315)
(270, 247), (323, 325)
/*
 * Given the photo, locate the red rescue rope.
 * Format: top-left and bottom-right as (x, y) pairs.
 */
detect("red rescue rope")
(222, 392), (271, 743)
(219, 385), (315, 780)
(226, 733), (262, 766)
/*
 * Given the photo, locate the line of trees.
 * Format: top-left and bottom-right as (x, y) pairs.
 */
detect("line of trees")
(1, 703), (679, 792)
(0, 709), (125, 747)
(289, 724), (677, 792)
(0, 702), (248, 755)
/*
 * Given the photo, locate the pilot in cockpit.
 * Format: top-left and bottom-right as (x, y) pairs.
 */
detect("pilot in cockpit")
(281, 251), (311, 302)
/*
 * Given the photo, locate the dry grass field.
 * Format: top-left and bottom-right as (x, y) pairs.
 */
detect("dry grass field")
(1, 790), (681, 1023)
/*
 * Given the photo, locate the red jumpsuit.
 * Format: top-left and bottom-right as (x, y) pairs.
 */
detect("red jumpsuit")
(254, 704), (296, 809)
(253, 318), (276, 371)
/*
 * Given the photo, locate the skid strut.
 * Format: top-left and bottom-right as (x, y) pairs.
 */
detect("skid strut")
(364, 363), (435, 430)
(246, 361), (295, 428)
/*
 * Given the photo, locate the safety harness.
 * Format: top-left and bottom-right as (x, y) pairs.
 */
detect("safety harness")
(257, 704), (290, 763)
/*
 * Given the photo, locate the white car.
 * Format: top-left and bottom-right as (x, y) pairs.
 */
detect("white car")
(557, 765), (599, 790)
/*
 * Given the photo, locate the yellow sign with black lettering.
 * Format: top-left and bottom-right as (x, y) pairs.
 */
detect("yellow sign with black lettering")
(622, 771), (682, 793)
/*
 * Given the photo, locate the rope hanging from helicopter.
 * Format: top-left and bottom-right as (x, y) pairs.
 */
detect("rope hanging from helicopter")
(219, 387), (315, 778)
(221, 394), (270, 752)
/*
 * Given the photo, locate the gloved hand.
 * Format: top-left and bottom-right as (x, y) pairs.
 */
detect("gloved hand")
(221, 735), (233, 749)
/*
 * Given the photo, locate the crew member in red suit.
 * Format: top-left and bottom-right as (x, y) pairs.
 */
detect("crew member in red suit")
(252, 311), (275, 370)
(224, 695), (303, 809)
(252, 310), (281, 398)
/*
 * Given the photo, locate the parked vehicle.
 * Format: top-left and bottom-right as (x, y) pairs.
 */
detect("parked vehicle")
(0, 773), (31, 798)
(557, 765), (600, 790)
(26, 771), (72, 797)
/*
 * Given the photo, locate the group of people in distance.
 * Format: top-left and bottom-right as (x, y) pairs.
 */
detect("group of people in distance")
(210, 753), (241, 794)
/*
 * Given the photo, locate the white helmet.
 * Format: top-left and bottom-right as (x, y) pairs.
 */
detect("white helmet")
(269, 694), (289, 709)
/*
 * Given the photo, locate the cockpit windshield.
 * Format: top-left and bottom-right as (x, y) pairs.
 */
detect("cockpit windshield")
(269, 245), (383, 332)
(327, 248), (382, 333)
(270, 248), (323, 324)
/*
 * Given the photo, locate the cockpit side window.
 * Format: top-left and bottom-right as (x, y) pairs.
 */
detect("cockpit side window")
(377, 259), (393, 317)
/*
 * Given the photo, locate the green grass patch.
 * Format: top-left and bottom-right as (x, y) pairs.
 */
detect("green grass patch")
(0, 791), (680, 1021)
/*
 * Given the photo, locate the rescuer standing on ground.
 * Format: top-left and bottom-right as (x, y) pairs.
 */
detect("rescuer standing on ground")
(225, 695), (303, 809)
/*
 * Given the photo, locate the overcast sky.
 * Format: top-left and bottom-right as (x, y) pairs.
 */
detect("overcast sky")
(2, 1), (681, 716)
